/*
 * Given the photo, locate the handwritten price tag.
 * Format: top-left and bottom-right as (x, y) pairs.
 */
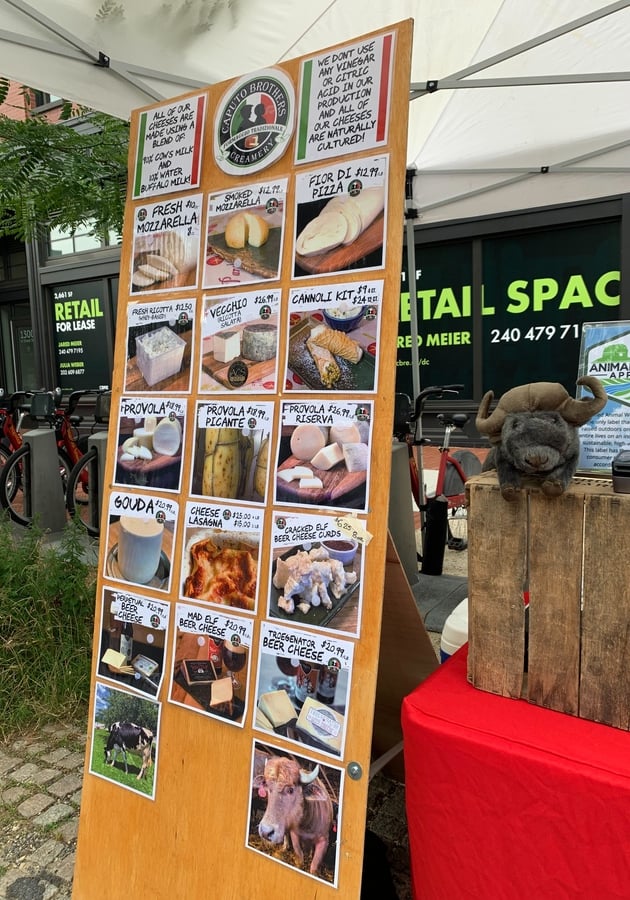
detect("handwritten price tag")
(334, 515), (372, 545)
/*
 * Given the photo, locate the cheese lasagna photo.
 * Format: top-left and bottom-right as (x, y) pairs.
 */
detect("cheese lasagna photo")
(181, 530), (259, 612)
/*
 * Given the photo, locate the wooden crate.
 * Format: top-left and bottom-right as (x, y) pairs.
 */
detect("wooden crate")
(467, 471), (630, 729)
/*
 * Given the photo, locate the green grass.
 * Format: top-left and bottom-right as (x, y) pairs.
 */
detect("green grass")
(0, 515), (96, 739)
(90, 729), (155, 797)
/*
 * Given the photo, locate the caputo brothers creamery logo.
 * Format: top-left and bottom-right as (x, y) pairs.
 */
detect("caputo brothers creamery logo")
(214, 68), (295, 175)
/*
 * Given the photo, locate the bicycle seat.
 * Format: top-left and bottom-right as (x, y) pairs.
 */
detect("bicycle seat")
(69, 415), (83, 426)
(437, 413), (469, 428)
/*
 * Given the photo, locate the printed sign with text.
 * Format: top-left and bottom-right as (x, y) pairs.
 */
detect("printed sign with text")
(131, 194), (202, 294)
(133, 94), (207, 198)
(275, 399), (373, 512)
(180, 500), (264, 614)
(286, 278), (382, 391)
(169, 601), (254, 727)
(293, 155), (388, 279)
(200, 288), (280, 393)
(253, 621), (354, 760)
(125, 298), (195, 393)
(104, 490), (179, 594)
(97, 587), (170, 698)
(114, 396), (186, 494)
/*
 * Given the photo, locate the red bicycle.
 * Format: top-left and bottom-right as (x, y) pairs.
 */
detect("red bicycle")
(0, 387), (102, 527)
(0, 389), (31, 472)
(396, 384), (482, 572)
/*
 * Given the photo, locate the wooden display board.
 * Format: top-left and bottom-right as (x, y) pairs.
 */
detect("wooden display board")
(74, 20), (413, 898)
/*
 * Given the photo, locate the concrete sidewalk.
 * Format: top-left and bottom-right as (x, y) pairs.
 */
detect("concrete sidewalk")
(0, 722), (86, 899)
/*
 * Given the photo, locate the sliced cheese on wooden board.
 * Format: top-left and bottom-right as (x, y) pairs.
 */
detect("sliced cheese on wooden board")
(276, 454), (367, 506)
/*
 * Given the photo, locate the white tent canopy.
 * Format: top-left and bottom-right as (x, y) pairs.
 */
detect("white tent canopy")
(1, 0), (630, 222)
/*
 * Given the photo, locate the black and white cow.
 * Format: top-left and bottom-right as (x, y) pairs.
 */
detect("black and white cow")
(104, 722), (154, 780)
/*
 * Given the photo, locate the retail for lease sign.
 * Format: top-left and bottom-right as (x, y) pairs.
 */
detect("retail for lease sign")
(53, 281), (110, 389)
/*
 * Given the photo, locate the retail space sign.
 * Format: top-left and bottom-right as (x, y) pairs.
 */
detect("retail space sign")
(397, 220), (621, 401)
(52, 281), (110, 389)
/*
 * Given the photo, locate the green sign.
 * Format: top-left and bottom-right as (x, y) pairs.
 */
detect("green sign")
(53, 281), (111, 390)
(396, 220), (620, 402)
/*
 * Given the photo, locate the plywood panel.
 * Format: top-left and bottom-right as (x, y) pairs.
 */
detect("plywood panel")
(73, 20), (414, 900)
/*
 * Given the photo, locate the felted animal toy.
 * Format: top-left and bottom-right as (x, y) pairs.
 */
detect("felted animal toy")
(476, 377), (607, 500)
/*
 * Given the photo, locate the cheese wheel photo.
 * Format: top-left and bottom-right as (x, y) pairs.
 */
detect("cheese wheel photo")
(114, 408), (186, 493)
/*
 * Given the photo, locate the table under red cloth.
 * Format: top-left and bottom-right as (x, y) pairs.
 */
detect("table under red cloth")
(402, 645), (630, 900)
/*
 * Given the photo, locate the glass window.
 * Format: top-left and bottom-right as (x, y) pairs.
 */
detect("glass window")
(48, 221), (121, 258)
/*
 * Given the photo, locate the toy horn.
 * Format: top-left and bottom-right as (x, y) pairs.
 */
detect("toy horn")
(476, 377), (607, 444)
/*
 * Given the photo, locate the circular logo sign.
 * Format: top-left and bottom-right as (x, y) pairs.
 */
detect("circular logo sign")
(214, 68), (295, 176)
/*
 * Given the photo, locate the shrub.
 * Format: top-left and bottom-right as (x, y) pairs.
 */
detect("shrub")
(0, 515), (96, 737)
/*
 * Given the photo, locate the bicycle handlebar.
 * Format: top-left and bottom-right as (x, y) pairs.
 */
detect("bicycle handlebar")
(412, 384), (464, 421)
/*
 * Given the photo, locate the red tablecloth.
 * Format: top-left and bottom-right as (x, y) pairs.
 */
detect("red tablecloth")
(402, 646), (630, 899)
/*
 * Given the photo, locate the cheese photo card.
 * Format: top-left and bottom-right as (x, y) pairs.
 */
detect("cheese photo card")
(247, 739), (344, 887)
(97, 587), (170, 699)
(203, 177), (288, 289)
(275, 399), (373, 513)
(293, 154), (388, 279)
(104, 491), (179, 595)
(200, 288), (280, 394)
(169, 601), (254, 727)
(131, 193), (203, 294)
(267, 511), (364, 636)
(114, 396), (186, 494)
(180, 500), (263, 614)
(295, 31), (394, 165)
(125, 298), (195, 393)
(285, 278), (383, 392)
(253, 621), (354, 761)
(132, 93), (207, 199)
(190, 399), (274, 505)
(89, 684), (160, 801)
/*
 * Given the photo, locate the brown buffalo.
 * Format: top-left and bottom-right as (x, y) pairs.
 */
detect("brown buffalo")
(256, 756), (333, 875)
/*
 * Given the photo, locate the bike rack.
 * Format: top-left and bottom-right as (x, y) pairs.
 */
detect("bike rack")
(22, 430), (67, 531)
(85, 432), (108, 535)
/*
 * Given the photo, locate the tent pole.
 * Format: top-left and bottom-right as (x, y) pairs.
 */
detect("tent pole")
(404, 167), (426, 525)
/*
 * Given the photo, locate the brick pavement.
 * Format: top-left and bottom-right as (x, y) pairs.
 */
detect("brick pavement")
(0, 722), (86, 899)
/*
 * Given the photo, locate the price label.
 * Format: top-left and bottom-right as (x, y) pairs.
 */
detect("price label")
(334, 515), (372, 545)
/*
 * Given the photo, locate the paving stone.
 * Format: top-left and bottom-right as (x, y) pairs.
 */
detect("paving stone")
(30, 768), (60, 786)
(48, 774), (83, 798)
(27, 838), (65, 867)
(57, 752), (85, 771)
(10, 763), (42, 783)
(0, 753), (19, 776)
(69, 789), (82, 806)
(53, 820), (78, 844)
(41, 724), (74, 738)
(32, 802), (74, 828)
(2, 784), (30, 804)
(51, 852), (76, 882)
(17, 793), (55, 818)
(24, 742), (49, 757)
(45, 749), (70, 765)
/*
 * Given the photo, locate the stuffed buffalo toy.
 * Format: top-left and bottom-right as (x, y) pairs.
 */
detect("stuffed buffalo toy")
(476, 377), (607, 500)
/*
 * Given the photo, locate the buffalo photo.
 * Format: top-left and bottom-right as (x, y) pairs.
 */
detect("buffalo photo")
(247, 740), (342, 885)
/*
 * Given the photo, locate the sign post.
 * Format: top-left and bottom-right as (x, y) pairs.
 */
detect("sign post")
(74, 20), (415, 899)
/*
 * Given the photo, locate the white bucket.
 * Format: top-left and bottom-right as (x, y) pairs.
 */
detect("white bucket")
(440, 597), (468, 662)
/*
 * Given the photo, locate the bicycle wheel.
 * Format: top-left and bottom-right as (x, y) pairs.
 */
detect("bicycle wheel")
(0, 445), (71, 527)
(447, 505), (469, 550)
(66, 447), (101, 537)
(0, 443), (19, 502)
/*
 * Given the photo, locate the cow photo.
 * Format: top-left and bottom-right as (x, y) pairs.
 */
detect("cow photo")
(89, 683), (160, 800)
(247, 740), (342, 886)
